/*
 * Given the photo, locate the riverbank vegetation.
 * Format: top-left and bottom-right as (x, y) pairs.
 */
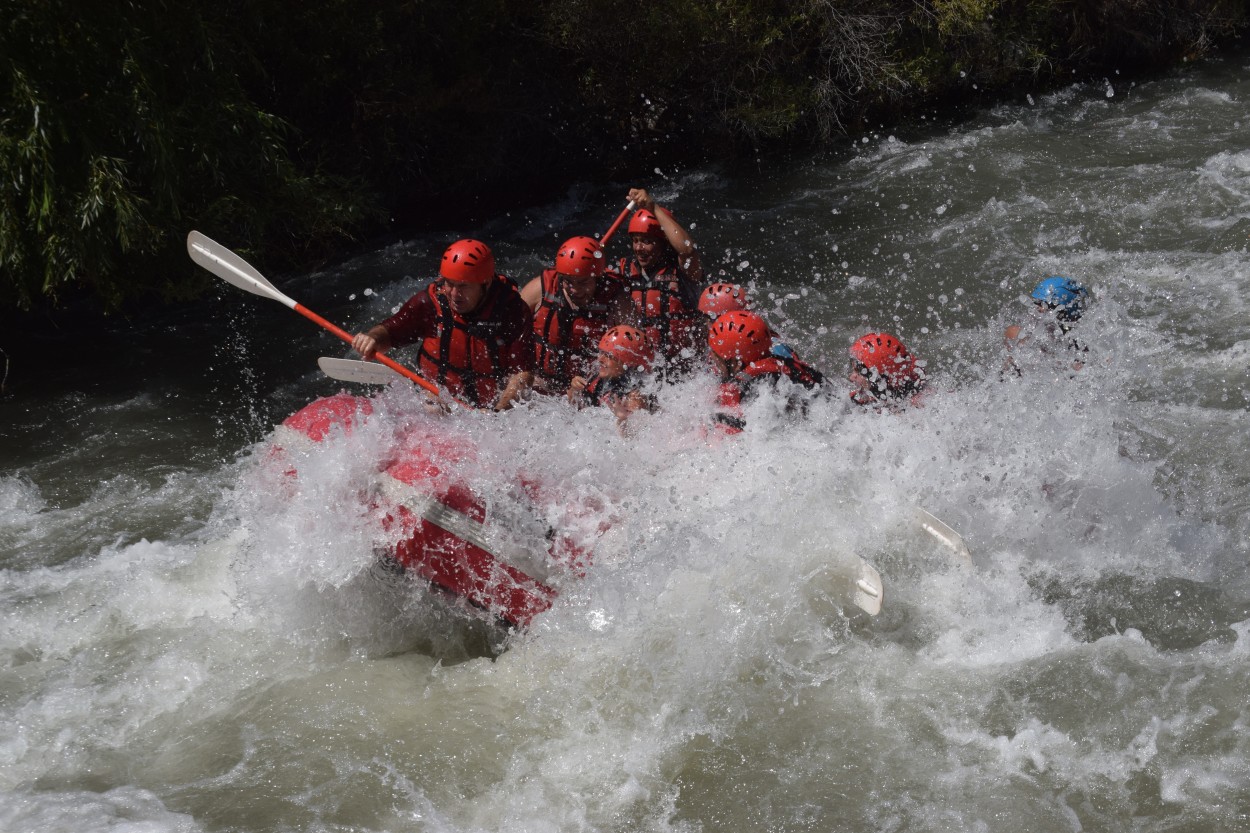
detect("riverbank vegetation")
(2, 0), (1246, 316)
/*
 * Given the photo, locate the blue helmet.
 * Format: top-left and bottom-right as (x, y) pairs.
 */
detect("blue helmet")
(1031, 277), (1088, 322)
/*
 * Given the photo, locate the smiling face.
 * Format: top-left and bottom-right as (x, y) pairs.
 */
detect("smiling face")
(630, 234), (666, 270)
(562, 273), (597, 306)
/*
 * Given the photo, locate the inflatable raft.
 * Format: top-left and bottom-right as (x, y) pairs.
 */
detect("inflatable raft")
(271, 393), (592, 629)
(267, 392), (885, 628)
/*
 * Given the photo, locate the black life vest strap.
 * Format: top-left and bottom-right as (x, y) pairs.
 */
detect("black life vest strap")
(420, 284), (510, 409)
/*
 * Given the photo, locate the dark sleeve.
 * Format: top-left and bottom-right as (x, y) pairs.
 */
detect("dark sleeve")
(379, 289), (436, 348)
(496, 288), (536, 374)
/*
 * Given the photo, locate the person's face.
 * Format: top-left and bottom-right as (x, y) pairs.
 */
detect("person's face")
(598, 350), (627, 379)
(630, 234), (664, 269)
(562, 273), (597, 306)
(437, 279), (487, 315)
(848, 360), (877, 392)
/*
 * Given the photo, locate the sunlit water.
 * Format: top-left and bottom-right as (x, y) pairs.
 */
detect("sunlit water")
(4, 55), (1250, 832)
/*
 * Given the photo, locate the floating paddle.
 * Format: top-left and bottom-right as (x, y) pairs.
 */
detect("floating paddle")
(317, 356), (404, 385)
(598, 200), (636, 248)
(915, 507), (973, 566)
(852, 558), (884, 615)
(187, 231), (440, 398)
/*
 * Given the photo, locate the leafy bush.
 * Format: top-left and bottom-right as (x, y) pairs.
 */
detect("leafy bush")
(1, 0), (1244, 315)
(0, 1), (378, 312)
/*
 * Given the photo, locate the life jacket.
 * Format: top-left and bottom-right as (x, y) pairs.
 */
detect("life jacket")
(582, 371), (656, 413)
(617, 257), (702, 374)
(740, 354), (826, 392)
(1002, 319), (1087, 380)
(712, 354), (826, 432)
(711, 382), (748, 434)
(532, 269), (624, 393)
(417, 275), (524, 408)
(1057, 322), (1089, 356)
(850, 373), (926, 409)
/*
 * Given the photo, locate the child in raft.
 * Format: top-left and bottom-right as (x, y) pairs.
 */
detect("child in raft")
(568, 325), (658, 428)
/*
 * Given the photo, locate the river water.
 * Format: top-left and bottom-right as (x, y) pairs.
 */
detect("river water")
(3, 55), (1250, 832)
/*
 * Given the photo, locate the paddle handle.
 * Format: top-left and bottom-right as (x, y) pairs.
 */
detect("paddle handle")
(292, 303), (440, 397)
(599, 200), (636, 248)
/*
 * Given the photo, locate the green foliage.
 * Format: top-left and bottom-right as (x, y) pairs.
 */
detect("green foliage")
(0, 0), (379, 313)
(929, 0), (1001, 35)
(0, 0), (1246, 316)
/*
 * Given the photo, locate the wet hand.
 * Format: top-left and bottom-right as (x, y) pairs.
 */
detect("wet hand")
(352, 333), (378, 359)
(628, 188), (653, 211)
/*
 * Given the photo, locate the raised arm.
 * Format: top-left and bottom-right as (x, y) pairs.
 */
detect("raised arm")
(628, 187), (703, 282)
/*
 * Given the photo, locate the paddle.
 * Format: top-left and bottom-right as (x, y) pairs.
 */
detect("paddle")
(187, 231), (440, 398)
(852, 558), (884, 615)
(317, 356), (404, 385)
(598, 200), (636, 248)
(915, 507), (973, 566)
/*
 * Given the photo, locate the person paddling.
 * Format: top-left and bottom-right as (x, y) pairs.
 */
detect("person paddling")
(707, 310), (826, 433)
(569, 325), (658, 429)
(615, 188), (705, 380)
(520, 236), (634, 396)
(848, 332), (927, 410)
(1003, 276), (1090, 376)
(351, 240), (535, 411)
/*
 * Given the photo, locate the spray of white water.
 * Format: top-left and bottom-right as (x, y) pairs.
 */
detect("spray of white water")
(4, 59), (1250, 832)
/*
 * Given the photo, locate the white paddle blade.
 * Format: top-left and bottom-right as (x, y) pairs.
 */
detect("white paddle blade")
(915, 507), (973, 567)
(806, 553), (884, 618)
(187, 231), (294, 308)
(318, 357), (403, 385)
(852, 558), (884, 616)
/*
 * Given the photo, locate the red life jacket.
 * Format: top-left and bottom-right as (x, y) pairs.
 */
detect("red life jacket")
(417, 275), (526, 408)
(582, 371), (654, 411)
(532, 269), (625, 392)
(712, 382), (748, 434)
(740, 354), (825, 391)
(617, 258), (702, 373)
(849, 363), (926, 408)
(712, 353), (826, 432)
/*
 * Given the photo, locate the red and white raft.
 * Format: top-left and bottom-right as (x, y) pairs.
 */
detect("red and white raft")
(272, 393), (594, 629)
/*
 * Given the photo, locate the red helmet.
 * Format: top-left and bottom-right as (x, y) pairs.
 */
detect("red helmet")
(698, 283), (751, 318)
(599, 325), (653, 370)
(627, 209), (664, 237)
(708, 311), (772, 364)
(554, 236), (604, 278)
(849, 332), (920, 389)
(440, 239), (495, 284)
